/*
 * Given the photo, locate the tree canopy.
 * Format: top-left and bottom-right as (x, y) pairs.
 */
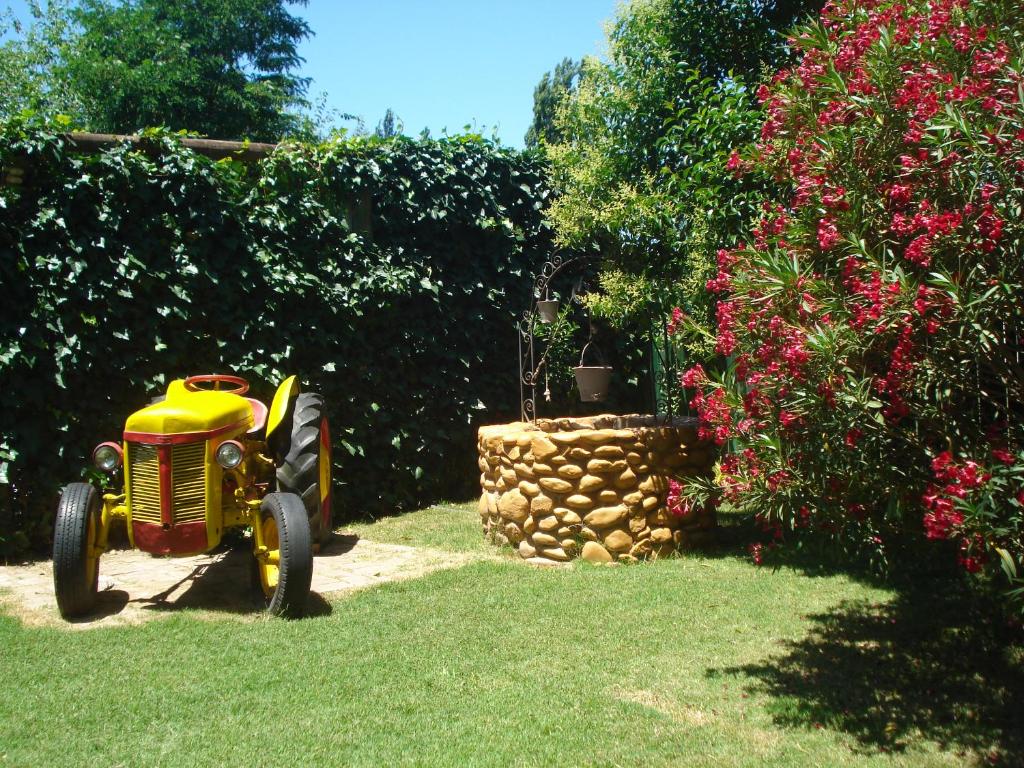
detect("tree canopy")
(524, 57), (581, 148)
(544, 0), (823, 353)
(0, 0), (313, 141)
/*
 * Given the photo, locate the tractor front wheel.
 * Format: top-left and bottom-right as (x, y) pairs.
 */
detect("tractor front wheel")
(253, 492), (313, 618)
(53, 482), (102, 619)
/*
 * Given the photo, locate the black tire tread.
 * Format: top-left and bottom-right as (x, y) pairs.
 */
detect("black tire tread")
(259, 492), (313, 618)
(276, 392), (332, 546)
(53, 482), (100, 619)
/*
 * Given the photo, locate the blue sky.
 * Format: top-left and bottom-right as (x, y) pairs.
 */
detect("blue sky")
(4, 0), (617, 147)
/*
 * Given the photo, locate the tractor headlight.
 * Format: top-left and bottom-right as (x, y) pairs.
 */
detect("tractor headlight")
(92, 442), (123, 472)
(216, 440), (245, 470)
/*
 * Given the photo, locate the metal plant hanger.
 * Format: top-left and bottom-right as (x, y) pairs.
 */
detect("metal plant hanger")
(518, 253), (609, 421)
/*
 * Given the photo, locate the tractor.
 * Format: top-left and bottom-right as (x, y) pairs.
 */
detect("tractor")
(52, 374), (332, 619)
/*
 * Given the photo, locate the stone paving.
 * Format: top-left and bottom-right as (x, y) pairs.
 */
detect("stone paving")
(0, 533), (488, 629)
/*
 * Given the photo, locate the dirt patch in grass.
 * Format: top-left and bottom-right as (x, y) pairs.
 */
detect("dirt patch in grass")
(0, 533), (492, 629)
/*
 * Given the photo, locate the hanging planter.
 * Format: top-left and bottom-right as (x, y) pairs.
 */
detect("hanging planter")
(573, 341), (613, 402)
(536, 299), (560, 324)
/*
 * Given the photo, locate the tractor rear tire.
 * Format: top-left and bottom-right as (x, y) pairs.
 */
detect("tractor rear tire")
(276, 392), (333, 548)
(53, 483), (101, 619)
(254, 492), (313, 618)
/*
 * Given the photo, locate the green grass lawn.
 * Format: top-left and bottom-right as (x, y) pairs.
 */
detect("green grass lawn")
(1, 502), (1021, 767)
(342, 501), (499, 553)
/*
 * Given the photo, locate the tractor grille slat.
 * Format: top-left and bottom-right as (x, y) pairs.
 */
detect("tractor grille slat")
(171, 442), (207, 523)
(128, 444), (161, 524)
(128, 441), (207, 525)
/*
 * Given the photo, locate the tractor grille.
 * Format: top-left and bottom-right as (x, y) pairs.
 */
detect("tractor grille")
(171, 442), (207, 523)
(128, 444), (161, 524)
(128, 441), (207, 525)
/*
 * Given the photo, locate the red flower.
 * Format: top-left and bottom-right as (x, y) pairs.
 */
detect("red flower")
(817, 217), (841, 249)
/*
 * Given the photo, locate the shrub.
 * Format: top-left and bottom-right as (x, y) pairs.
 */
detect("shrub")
(678, 0), (1024, 606)
(0, 121), (553, 555)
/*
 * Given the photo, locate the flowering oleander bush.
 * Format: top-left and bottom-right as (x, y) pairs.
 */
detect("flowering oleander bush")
(675, 0), (1024, 608)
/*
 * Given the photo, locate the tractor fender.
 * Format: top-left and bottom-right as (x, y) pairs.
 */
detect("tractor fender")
(266, 375), (300, 446)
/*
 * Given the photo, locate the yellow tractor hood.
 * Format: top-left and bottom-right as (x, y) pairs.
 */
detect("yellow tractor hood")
(125, 382), (253, 438)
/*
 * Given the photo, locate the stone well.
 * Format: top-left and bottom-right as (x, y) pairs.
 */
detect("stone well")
(477, 414), (716, 564)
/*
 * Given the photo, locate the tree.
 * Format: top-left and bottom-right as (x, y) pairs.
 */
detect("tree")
(544, 0), (823, 356)
(374, 108), (402, 139)
(62, 0), (312, 141)
(524, 57), (580, 148)
(0, 1), (83, 122)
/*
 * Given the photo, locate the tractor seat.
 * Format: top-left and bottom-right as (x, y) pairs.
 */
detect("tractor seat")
(246, 398), (269, 436)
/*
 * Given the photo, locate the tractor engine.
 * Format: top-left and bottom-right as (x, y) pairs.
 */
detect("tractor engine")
(123, 381), (256, 555)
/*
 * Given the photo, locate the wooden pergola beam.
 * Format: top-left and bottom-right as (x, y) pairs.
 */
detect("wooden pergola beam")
(63, 131), (278, 161)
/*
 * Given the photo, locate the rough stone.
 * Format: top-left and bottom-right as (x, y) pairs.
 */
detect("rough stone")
(542, 546), (571, 562)
(550, 432), (581, 445)
(557, 464), (585, 480)
(647, 509), (673, 528)
(583, 505), (627, 528)
(538, 515), (560, 532)
(604, 529), (633, 553)
(629, 516), (649, 534)
(651, 527), (673, 544)
(531, 532), (559, 548)
(538, 477), (574, 495)
(580, 541), (613, 563)
(629, 539), (653, 558)
(518, 481), (541, 498)
(614, 469), (637, 489)
(497, 489), (529, 523)
(623, 491), (644, 506)
(504, 523), (524, 544)
(580, 429), (618, 445)
(513, 462), (535, 480)
(530, 494), (554, 515)
(560, 510), (582, 525)
(518, 540), (537, 559)
(565, 494), (595, 510)
(531, 436), (559, 462)
(593, 445), (625, 460)
(639, 476), (667, 494)
(479, 416), (717, 562)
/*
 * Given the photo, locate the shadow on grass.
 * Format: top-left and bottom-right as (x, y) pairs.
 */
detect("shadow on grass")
(714, 578), (1024, 765)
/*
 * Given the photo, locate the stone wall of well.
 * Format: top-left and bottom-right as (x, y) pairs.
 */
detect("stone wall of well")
(477, 415), (716, 563)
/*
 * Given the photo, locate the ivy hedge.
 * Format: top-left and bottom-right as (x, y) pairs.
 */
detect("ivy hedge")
(0, 119), (555, 555)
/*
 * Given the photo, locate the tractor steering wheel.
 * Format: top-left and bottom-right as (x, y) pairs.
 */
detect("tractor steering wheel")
(183, 374), (250, 396)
